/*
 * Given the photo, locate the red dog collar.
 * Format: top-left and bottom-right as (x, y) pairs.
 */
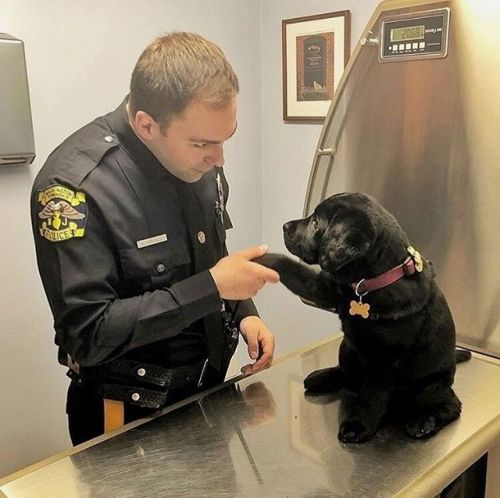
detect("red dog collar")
(351, 246), (424, 296)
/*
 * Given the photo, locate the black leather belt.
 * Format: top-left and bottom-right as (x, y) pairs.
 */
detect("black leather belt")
(67, 358), (210, 409)
(101, 358), (209, 389)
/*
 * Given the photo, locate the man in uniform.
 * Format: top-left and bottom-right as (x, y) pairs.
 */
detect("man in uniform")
(31, 32), (279, 445)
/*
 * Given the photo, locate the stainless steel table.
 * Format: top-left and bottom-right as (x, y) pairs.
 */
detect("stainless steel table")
(2, 336), (500, 497)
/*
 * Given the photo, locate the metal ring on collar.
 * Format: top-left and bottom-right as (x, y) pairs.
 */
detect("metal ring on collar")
(354, 279), (369, 297)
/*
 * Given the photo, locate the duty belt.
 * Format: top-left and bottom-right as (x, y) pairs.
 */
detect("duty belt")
(67, 357), (209, 409)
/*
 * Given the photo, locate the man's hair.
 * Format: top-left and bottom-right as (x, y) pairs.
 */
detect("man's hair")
(129, 32), (239, 128)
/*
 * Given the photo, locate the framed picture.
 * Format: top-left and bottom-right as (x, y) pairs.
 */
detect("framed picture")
(282, 11), (351, 123)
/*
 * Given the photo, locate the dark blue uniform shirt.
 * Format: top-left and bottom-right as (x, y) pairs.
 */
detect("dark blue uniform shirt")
(31, 99), (257, 376)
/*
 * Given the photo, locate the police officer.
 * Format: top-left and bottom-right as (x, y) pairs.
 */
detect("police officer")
(31, 32), (279, 445)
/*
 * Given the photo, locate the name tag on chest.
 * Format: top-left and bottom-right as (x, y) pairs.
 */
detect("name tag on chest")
(136, 234), (168, 249)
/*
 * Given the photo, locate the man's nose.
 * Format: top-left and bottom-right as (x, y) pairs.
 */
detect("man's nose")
(204, 145), (225, 167)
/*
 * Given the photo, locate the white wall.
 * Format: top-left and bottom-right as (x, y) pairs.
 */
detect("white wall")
(258, 0), (380, 355)
(0, 0), (382, 479)
(0, 0), (262, 477)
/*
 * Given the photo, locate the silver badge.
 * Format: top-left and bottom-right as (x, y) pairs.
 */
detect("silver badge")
(215, 173), (225, 223)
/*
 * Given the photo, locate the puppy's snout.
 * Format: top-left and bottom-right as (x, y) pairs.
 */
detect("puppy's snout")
(282, 221), (300, 256)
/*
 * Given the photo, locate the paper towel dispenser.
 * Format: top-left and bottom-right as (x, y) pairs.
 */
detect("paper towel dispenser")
(0, 33), (35, 166)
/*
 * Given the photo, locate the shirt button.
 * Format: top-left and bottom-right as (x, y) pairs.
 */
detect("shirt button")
(156, 263), (166, 273)
(104, 135), (114, 143)
(197, 231), (206, 244)
(137, 368), (146, 377)
(131, 392), (141, 402)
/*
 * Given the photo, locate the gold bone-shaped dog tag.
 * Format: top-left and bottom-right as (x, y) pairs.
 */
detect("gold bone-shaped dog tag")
(407, 246), (424, 272)
(349, 300), (370, 319)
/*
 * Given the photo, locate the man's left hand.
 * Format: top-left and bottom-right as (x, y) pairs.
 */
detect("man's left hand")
(239, 316), (275, 375)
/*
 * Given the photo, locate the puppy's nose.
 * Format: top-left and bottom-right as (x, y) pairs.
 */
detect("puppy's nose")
(283, 222), (292, 234)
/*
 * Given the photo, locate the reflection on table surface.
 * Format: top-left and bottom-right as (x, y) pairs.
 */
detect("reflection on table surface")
(2, 337), (500, 497)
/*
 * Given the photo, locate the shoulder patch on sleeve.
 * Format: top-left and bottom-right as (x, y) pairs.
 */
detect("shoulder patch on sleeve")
(37, 185), (88, 242)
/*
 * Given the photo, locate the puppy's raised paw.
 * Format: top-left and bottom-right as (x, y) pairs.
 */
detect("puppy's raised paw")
(304, 366), (346, 393)
(253, 253), (291, 273)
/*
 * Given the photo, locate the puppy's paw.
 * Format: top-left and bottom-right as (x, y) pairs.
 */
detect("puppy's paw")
(253, 253), (292, 272)
(338, 420), (375, 443)
(405, 395), (461, 439)
(304, 367), (345, 393)
(405, 414), (439, 439)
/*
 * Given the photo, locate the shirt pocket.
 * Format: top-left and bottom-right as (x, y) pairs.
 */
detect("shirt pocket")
(118, 240), (191, 290)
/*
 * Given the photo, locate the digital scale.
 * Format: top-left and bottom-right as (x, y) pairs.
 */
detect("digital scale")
(380, 7), (450, 61)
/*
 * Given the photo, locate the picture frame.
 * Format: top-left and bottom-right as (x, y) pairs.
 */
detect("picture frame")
(282, 11), (351, 123)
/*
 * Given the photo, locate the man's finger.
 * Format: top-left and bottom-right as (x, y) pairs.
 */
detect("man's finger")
(237, 244), (268, 260)
(251, 352), (272, 372)
(252, 338), (274, 369)
(241, 364), (254, 376)
(250, 336), (274, 372)
(241, 353), (273, 375)
(246, 335), (259, 360)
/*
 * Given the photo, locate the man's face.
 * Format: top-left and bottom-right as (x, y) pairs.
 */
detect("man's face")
(147, 97), (237, 183)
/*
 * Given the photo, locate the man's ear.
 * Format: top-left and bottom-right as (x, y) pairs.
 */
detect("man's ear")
(133, 111), (162, 142)
(318, 216), (375, 274)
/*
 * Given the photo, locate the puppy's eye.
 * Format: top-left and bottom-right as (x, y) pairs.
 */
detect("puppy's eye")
(311, 219), (319, 230)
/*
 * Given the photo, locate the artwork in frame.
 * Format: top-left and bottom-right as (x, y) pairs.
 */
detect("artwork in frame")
(282, 11), (351, 123)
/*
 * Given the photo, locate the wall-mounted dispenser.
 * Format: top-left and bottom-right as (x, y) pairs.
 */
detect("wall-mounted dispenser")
(0, 33), (35, 166)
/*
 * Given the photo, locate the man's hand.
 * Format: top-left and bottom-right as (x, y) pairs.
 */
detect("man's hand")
(209, 245), (280, 300)
(239, 316), (275, 375)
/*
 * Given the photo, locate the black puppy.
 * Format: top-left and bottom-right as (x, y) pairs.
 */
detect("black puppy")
(256, 192), (470, 443)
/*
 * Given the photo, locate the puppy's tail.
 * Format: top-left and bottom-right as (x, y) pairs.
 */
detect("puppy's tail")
(455, 348), (472, 364)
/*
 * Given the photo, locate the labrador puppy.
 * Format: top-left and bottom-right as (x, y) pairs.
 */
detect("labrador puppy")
(255, 192), (470, 443)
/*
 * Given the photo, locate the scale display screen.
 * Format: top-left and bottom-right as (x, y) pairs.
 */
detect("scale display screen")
(380, 8), (450, 61)
(390, 25), (425, 42)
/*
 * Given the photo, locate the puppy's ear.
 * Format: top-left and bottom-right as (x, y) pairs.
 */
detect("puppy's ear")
(319, 215), (375, 273)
